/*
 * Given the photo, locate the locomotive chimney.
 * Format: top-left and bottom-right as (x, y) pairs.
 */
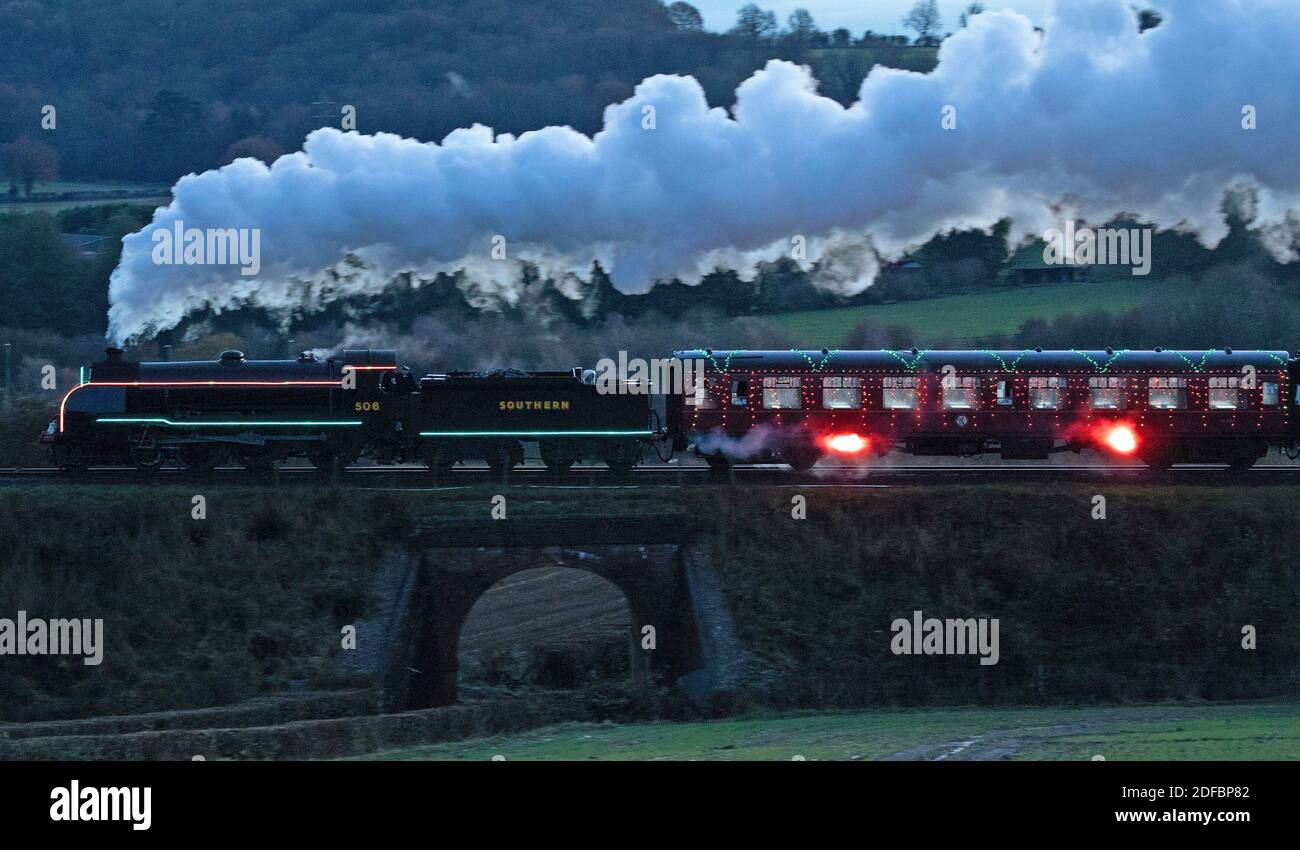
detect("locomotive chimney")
(104, 346), (124, 362)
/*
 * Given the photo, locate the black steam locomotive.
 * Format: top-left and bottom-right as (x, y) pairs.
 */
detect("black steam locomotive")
(45, 347), (657, 472)
(43, 346), (1300, 471)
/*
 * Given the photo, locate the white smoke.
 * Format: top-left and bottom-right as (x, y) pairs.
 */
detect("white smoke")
(107, 0), (1300, 342)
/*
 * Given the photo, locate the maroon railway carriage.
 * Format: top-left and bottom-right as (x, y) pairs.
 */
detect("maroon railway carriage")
(668, 349), (1300, 470)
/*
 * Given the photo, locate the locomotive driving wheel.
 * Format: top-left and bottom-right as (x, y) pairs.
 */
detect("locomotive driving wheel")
(52, 440), (93, 472)
(130, 445), (167, 472)
(178, 443), (226, 472)
(306, 439), (360, 472)
(236, 446), (280, 472)
(421, 443), (458, 472)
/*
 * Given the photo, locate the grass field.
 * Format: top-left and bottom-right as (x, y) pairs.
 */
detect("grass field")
(357, 701), (1300, 761)
(0, 179), (171, 212)
(770, 278), (1170, 346)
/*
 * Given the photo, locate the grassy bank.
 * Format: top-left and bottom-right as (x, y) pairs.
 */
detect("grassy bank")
(1, 482), (1297, 722)
(357, 701), (1300, 761)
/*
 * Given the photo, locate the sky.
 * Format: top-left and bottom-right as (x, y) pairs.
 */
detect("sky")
(687, 0), (1051, 35)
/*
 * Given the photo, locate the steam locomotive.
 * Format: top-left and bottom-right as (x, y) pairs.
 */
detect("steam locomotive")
(43, 346), (1300, 472)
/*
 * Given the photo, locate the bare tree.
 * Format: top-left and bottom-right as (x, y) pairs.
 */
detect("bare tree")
(902, 0), (943, 44)
(1, 137), (58, 197)
(784, 8), (818, 41)
(666, 2), (704, 32)
(730, 3), (777, 43)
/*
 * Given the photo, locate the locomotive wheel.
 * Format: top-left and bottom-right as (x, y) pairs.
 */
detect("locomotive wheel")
(130, 445), (167, 472)
(306, 443), (360, 472)
(236, 447), (279, 472)
(421, 443), (458, 472)
(52, 441), (92, 472)
(178, 443), (226, 472)
(539, 440), (578, 472)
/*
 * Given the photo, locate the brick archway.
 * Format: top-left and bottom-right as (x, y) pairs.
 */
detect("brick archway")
(380, 517), (705, 710)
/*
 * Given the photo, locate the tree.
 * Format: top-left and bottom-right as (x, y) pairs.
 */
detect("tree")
(0, 136), (58, 197)
(784, 8), (817, 41)
(830, 27), (851, 48)
(958, 3), (985, 27)
(902, 0), (942, 44)
(730, 3), (777, 44)
(666, 2), (703, 32)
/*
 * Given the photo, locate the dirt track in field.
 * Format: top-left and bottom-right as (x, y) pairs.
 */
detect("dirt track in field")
(457, 567), (632, 661)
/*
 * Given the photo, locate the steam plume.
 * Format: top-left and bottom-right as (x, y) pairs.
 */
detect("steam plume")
(107, 0), (1300, 342)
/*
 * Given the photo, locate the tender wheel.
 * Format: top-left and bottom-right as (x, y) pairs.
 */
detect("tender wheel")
(178, 443), (226, 472)
(236, 447), (279, 472)
(603, 441), (641, 474)
(483, 442), (522, 474)
(130, 445), (167, 472)
(540, 440), (578, 472)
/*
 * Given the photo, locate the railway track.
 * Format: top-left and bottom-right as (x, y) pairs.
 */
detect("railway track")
(4, 461), (1300, 487)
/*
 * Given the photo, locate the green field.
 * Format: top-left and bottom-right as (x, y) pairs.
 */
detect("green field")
(0, 179), (171, 212)
(770, 279), (1168, 347)
(357, 702), (1300, 761)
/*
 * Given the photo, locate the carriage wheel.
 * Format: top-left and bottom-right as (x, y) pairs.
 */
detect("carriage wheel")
(178, 443), (226, 472)
(785, 446), (822, 472)
(703, 453), (731, 474)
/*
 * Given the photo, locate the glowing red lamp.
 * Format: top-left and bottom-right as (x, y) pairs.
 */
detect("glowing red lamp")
(1102, 424), (1138, 455)
(823, 433), (870, 455)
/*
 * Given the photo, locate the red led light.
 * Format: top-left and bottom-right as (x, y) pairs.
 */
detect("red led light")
(823, 433), (870, 454)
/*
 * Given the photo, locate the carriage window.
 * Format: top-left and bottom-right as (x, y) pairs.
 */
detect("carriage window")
(730, 378), (749, 407)
(1088, 376), (1128, 409)
(1262, 382), (1279, 406)
(942, 376), (979, 410)
(821, 376), (862, 409)
(1148, 376), (1188, 410)
(882, 376), (917, 409)
(1208, 376), (1242, 410)
(1029, 376), (1066, 409)
(685, 377), (719, 409)
(762, 376), (802, 409)
(996, 379), (1013, 406)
